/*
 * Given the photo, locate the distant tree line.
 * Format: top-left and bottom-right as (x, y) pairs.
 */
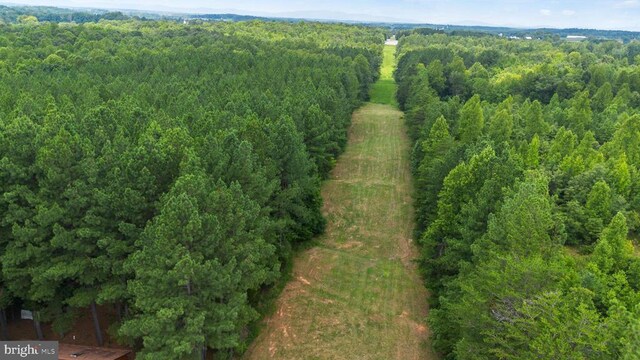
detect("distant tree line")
(0, 19), (383, 359)
(393, 25), (640, 43)
(0, 6), (132, 24)
(397, 32), (640, 359)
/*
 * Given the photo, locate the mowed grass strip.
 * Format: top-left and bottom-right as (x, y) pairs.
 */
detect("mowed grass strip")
(243, 46), (435, 360)
(369, 46), (398, 106)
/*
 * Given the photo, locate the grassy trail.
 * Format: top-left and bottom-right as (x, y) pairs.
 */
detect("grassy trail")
(370, 46), (399, 107)
(243, 45), (434, 360)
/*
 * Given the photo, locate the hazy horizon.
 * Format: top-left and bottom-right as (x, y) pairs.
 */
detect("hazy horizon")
(4, 0), (640, 31)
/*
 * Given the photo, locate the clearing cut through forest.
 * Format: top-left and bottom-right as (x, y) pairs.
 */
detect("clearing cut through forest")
(243, 45), (435, 359)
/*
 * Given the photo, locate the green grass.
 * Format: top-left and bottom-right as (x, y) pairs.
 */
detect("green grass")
(244, 47), (435, 359)
(369, 46), (398, 107)
(379, 45), (396, 80)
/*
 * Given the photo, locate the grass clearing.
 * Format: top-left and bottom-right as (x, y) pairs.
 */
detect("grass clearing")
(370, 46), (398, 106)
(243, 46), (434, 360)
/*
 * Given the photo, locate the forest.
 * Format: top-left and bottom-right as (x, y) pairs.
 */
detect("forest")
(0, 18), (383, 358)
(3, 5), (640, 359)
(397, 30), (640, 358)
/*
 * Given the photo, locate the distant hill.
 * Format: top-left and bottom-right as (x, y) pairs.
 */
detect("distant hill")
(0, 4), (637, 42)
(0, 5), (133, 23)
(171, 13), (640, 42)
(389, 23), (640, 42)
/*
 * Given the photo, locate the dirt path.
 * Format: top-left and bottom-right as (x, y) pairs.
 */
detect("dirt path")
(243, 46), (434, 360)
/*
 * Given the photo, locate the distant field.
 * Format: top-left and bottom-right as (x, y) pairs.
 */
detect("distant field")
(243, 46), (434, 360)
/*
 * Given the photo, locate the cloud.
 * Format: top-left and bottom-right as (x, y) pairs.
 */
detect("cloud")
(562, 10), (576, 16)
(540, 9), (552, 16)
(615, 0), (639, 8)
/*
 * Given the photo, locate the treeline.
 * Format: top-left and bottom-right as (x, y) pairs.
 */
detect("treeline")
(0, 20), (383, 358)
(393, 25), (640, 43)
(397, 33), (640, 358)
(0, 6), (131, 24)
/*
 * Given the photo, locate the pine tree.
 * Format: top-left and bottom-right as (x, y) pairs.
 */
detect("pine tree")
(486, 289), (607, 360)
(443, 255), (567, 359)
(458, 94), (484, 144)
(523, 100), (550, 140)
(121, 173), (278, 359)
(621, 315), (640, 360)
(353, 54), (372, 101)
(610, 154), (632, 197)
(447, 55), (469, 98)
(473, 171), (557, 261)
(592, 82), (614, 113)
(592, 212), (633, 274)
(611, 114), (640, 167)
(585, 180), (613, 238)
(525, 134), (540, 169)
(415, 116), (456, 232)
(421, 146), (520, 292)
(300, 104), (336, 177)
(267, 116), (325, 247)
(487, 109), (513, 144)
(547, 127), (577, 169)
(426, 59), (446, 96)
(567, 91), (593, 138)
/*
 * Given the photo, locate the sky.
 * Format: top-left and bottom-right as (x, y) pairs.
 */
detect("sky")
(6, 0), (640, 31)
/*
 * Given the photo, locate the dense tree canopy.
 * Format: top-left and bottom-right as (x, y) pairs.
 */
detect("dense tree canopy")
(0, 18), (383, 357)
(398, 32), (640, 359)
